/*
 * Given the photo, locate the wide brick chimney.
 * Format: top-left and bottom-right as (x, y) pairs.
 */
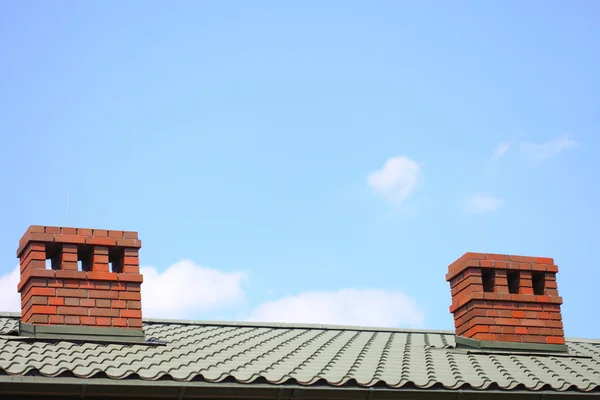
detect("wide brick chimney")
(17, 225), (143, 336)
(447, 252), (565, 350)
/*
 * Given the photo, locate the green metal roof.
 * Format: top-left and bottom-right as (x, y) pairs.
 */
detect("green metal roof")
(1, 313), (599, 393)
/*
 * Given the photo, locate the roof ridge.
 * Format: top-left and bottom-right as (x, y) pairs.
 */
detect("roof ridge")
(142, 317), (454, 334)
(1, 312), (599, 343)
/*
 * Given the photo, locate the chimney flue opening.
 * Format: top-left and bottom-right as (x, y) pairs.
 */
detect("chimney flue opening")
(481, 269), (495, 292)
(507, 270), (520, 294)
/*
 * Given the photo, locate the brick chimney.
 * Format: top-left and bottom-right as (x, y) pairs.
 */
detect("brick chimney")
(17, 225), (143, 338)
(447, 252), (565, 350)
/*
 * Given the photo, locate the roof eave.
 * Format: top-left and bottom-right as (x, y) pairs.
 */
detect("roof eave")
(0, 376), (597, 400)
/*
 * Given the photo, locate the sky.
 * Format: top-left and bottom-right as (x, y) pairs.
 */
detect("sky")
(1, 1), (599, 338)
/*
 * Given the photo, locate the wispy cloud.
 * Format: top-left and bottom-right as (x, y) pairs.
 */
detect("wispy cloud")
(491, 143), (510, 160)
(465, 193), (504, 214)
(367, 156), (420, 206)
(248, 289), (424, 328)
(520, 134), (580, 163)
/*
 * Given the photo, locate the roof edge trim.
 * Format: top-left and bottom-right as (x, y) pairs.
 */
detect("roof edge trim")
(0, 375), (599, 397)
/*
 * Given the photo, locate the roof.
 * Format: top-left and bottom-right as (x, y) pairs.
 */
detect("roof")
(1, 313), (600, 395)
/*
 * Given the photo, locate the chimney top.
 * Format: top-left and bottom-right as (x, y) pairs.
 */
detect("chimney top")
(17, 225), (145, 342)
(447, 252), (566, 352)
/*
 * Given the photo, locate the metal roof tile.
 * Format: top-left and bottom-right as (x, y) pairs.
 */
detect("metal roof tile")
(0, 314), (599, 392)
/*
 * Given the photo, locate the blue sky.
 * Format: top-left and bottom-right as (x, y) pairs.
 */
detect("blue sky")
(1, 1), (599, 338)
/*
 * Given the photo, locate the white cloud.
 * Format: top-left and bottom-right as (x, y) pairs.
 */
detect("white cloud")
(248, 289), (424, 328)
(367, 156), (420, 205)
(520, 134), (580, 163)
(465, 193), (504, 214)
(491, 143), (510, 160)
(0, 266), (20, 312)
(141, 260), (246, 318)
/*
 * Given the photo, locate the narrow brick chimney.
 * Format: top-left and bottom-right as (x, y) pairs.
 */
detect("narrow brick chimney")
(447, 252), (565, 350)
(17, 225), (144, 340)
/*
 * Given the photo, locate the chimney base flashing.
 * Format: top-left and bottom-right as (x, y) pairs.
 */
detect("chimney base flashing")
(18, 322), (155, 345)
(455, 335), (568, 353)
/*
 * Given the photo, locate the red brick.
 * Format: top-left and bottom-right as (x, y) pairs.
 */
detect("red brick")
(96, 299), (111, 308)
(92, 255), (109, 264)
(92, 262), (109, 272)
(80, 298), (95, 307)
(86, 237), (116, 246)
(108, 230), (123, 238)
(89, 308), (119, 317)
(126, 301), (141, 310)
(80, 316), (96, 325)
(497, 335), (521, 342)
(546, 336), (566, 345)
(65, 316), (80, 325)
(64, 298), (80, 306)
(78, 228), (93, 236)
(54, 234), (86, 245)
(520, 319), (545, 327)
(62, 227), (77, 235)
(122, 256), (139, 266)
(119, 291), (141, 301)
(124, 248), (139, 256)
(92, 229), (108, 237)
(57, 306), (88, 316)
(112, 318), (127, 327)
(515, 327), (528, 335)
(88, 290), (118, 299)
(489, 325), (502, 334)
(27, 314), (49, 324)
(47, 279), (63, 288)
(545, 320), (564, 329)
(57, 288), (87, 298)
(48, 297), (64, 306)
(48, 315), (64, 324)
(117, 238), (142, 248)
(29, 226), (47, 233)
(87, 271), (118, 281)
(63, 280), (79, 289)
(475, 333), (497, 341)
(127, 318), (143, 328)
(127, 283), (141, 292)
(111, 282), (126, 291)
(120, 309), (142, 319)
(24, 296), (48, 308)
(112, 300), (126, 309)
(96, 317), (111, 326)
(79, 281), (95, 289)
(496, 318), (520, 326)
(29, 287), (56, 296)
(30, 305), (57, 315)
(95, 281), (111, 290)
(522, 335), (546, 343)
(54, 270), (86, 280)
(117, 273), (143, 283)
(61, 262), (79, 271)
